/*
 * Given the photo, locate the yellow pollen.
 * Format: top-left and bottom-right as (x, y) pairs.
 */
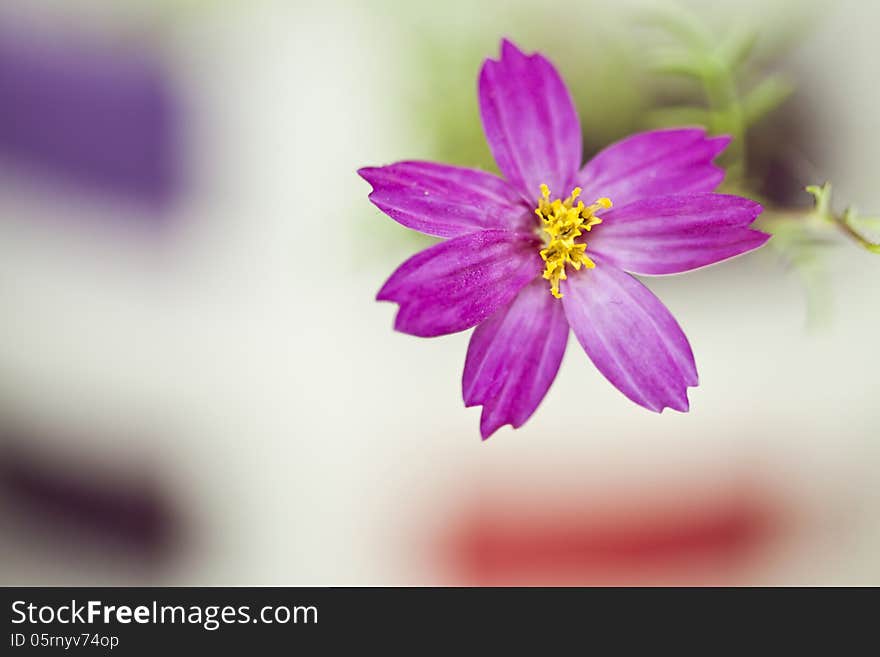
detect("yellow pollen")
(535, 185), (612, 299)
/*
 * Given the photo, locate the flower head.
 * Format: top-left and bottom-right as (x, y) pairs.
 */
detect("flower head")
(359, 39), (769, 439)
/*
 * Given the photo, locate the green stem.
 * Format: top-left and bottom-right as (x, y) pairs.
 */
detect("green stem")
(701, 57), (747, 184)
(837, 214), (880, 253)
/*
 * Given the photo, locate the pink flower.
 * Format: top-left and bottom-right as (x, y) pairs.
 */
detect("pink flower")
(359, 40), (769, 439)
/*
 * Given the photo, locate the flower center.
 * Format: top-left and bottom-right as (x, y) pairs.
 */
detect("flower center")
(535, 184), (612, 299)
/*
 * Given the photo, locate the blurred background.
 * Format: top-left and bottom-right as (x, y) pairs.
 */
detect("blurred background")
(0, 0), (877, 585)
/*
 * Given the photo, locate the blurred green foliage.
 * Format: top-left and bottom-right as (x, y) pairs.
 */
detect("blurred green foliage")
(636, 4), (796, 187)
(361, 0), (879, 323)
(638, 4), (879, 323)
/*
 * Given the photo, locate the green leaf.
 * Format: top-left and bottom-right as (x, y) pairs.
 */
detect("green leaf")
(843, 208), (880, 253)
(742, 77), (795, 125)
(805, 182), (832, 217)
(846, 213), (880, 233)
(635, 5), (713, 51)
(715, 28), (759, 69)
(642, 106), (712, 129)
(648, 51), (707, 78)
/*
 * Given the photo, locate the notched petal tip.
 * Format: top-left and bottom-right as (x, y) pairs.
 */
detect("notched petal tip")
(479, 420), (501, 441)
(375, 284), (394, 303)
(701, 133), (734, 188)
(478, 412), (519, 441)
(500, 37), (528, 60)
(703, 193), (767, 225)
(484, 38), (554, 76)
(635, 384), (693, 414)
(479, 39), (525, 77)
(658, 390), (693, 414)
(736, 196), (764, 218)
(497, 37), (527, 61)
(751, 227), (772, 245)
(377, 288), (444, 338)
(358, 167), (386, 207)
(477, 396), (532, 440)
(461, 387), (483, 409)
(391, 311), (436, 338)
(708, 132), (733, 151)
(357, 166), (380, 186)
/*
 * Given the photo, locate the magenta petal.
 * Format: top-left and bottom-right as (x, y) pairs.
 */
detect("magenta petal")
(590, 193), (769, 275)
(463, 278), (569, 439)
(479, 39), (581, 202)
(378, 230), (542, 338)
(561, 258), (698, 412)
(575, 128), (729, 206)
(358, 161), (530, 238)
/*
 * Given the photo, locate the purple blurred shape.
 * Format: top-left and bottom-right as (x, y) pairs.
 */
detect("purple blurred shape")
(0, 438), (181, 563)
(0, 23), (180, 210)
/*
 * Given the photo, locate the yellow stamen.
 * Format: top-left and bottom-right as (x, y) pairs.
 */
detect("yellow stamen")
(535, 185), (611, 299)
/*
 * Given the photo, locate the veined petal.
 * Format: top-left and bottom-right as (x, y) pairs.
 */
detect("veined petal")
(358, 161), (530, 238)
(479, 39), (581, 202)
(575, 128), (729, 206)
(378, 230), (542, 338)
(463, 278), (569, 439)
(561, 258), (698, 413)
(590, 194), (769, 275)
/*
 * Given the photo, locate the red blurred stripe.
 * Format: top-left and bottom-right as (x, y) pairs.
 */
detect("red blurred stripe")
(445, 488), (781, 585)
